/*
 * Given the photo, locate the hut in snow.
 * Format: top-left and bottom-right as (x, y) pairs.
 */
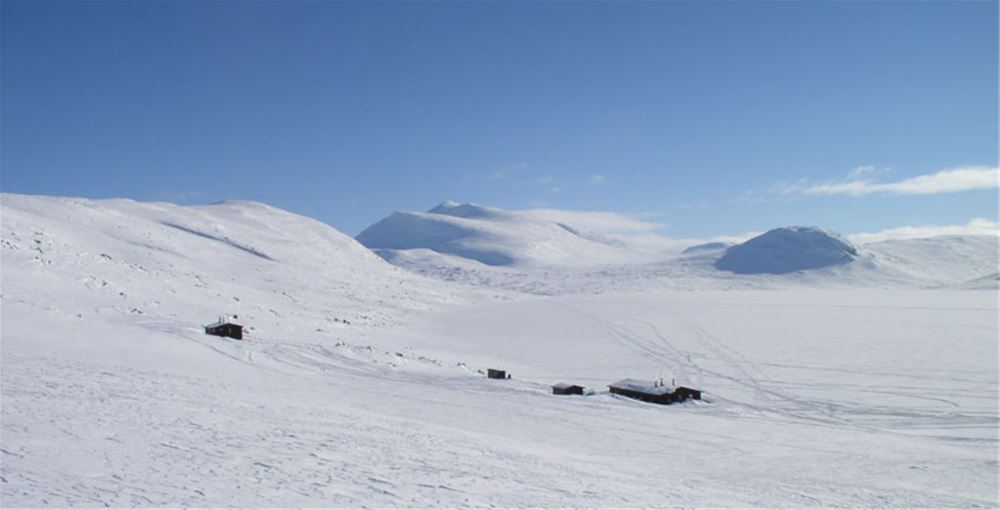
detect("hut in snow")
(608, 379), (701, 405)
(204, 317), (243, 340)
(487, 368), (509, 380)
(551, 383), (585, 395)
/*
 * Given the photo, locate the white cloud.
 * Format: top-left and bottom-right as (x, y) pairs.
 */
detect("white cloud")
(845, 164), (890, 180)
(590, 174), (606, 185)
(536, 175), (554, 185)
(849, 218), (999, 244)
(776, 165), (998, 197)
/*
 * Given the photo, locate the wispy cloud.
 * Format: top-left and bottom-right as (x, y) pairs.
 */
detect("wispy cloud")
(589, 174), (606, 185)
(845, 164), (890, 180)
(849, 218), (999, 244)
(774, 165), (998, 197)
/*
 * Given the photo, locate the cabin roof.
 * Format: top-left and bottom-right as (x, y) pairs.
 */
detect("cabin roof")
(205, 321), (242, 329)
(552, 382), (582, 389)
(609, 378), (675, 395)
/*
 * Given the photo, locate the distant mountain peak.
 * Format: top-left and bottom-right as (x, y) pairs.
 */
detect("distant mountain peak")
(357, 202), (645, 267)
(430, 200), (462, 211)
(427, 201), (504, 220)
(715, 226), (858, 274)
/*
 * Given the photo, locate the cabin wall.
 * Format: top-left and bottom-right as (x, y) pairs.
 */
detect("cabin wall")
(609, 387), (676, 405)
(205, 325), (243, 340)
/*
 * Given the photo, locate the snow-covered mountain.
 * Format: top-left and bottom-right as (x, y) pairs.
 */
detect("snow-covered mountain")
(862, 235), (999, 285)
(2, 194), (997, 507)
(715, 226), (859, 274)
(356, 202), (996, 293)
(0, 193), (465, 348)
(356, 201), (660, 268)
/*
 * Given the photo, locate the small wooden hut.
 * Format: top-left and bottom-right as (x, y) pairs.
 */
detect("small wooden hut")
(674, 386), (702, 401)
(551, 383), (585, 395)
(204, 319), (243, 340)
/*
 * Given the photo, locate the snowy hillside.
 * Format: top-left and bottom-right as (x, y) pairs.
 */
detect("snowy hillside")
(0, 194), (462, 336)
(956, 272), (1000, 289)
(715, 226), (858, 274)
(357, 201), (661, 268)
(2, 194), (997, 507)
(861, 235), (999, 286)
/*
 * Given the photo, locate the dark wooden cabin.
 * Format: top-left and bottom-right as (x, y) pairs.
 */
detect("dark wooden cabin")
(552, 383), (585, 395)
(674, 386), (702, 401)
(205, 320), (243, 340)
(608, 379), (701, 405)
(487, 368), (508, 380)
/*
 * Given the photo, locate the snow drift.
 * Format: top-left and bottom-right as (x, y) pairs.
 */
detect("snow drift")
(715, 226), (859, 274)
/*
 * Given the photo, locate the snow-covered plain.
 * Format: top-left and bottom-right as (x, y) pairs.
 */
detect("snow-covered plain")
(2, 194), (997, 507)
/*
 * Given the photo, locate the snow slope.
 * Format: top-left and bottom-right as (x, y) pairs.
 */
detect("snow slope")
(715, 226), (859, 274)
(2, 194), (997, 507)
(357, 201), (659, 268)
(0, 194), (462, 335)
(956, 273), (1000, 289)
(862, 235), (999, 286)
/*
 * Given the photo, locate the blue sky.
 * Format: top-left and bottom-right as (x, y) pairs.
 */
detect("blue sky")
(2, 1), (997, 237)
